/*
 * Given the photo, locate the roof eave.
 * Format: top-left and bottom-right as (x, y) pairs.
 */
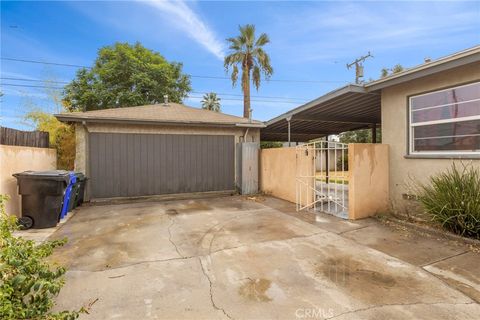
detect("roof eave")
(54, 114), (263, 128)
(235, 123), (266, 128)
(366, 46), (480, 91)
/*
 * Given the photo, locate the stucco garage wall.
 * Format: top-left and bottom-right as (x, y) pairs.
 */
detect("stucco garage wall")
(74, 123), (260, 199)
(381, 62), (480, 214)
(0, 145), (57, 216)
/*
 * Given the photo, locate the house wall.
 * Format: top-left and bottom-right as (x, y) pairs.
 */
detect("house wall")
(0, 145), (57, 216)
(348, 143), (389, 219)
(259, 147), (314, 206)
(75, 123), (260, 199)
(381, 62), (480, 215)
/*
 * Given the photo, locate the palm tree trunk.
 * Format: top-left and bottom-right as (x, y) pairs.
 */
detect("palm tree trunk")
(243, 68), (251, 119)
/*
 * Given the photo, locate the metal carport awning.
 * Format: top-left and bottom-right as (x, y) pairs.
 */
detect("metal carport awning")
(261, 85), (381, 142)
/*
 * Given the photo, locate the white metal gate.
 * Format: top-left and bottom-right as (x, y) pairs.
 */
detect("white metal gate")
(296, 141), (349, 219)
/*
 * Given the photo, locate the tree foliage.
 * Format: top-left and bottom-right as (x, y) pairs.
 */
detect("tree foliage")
(25, 111), (75, 170)
(260, 141), (283, 149)
(0, 195), (84, 319)
(380, 64), (404, 78)
(201, 92), (221, 112)
(338, 128), (382, 144)
(224, 25), (273, 118)
(63, 42), (191, 112)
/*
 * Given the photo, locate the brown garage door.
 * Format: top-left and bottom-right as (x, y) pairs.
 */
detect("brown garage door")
(88, 133), (235, 199)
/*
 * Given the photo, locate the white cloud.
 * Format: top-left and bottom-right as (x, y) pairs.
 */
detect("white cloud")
(270, 1), (480, 62)
(143, 0), (225, 59)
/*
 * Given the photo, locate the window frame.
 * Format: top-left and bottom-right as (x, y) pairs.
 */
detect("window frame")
(407, 81), (480, 157)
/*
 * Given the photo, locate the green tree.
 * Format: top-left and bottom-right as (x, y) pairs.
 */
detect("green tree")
(339, 128), (382, 143)
(63, 42), (191, 111)
(201, 92), (221, 112)
(25, 111), (75, 170)
(224, 25), (273, 119)
(380, 64), (404, 78)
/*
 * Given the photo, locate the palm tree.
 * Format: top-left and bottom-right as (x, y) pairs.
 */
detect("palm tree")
(224, 24), (273, 119)
(201, 92), (221, 112)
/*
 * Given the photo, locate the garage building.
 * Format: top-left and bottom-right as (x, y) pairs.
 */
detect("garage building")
(55, 102), (263, 200)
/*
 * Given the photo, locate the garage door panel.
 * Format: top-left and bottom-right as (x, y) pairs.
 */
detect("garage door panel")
(89, 133), (235, 198)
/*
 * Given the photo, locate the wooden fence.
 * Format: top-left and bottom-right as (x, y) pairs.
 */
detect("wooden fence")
(0, 126), (49, 148)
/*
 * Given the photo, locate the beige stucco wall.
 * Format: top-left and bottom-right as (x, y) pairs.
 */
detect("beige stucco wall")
(260, 147), (314, 206)
(74, 122), (260, 199)
(0, 145), (57, 216)
(381, 62), (480, 214)
(348, 143), (389, 219)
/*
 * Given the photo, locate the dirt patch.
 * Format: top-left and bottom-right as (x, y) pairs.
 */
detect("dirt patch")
(238, 278), (272, 302)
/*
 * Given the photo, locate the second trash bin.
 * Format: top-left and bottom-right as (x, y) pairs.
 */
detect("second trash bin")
(60, 172), (77, 220)
(13, 170), (71, 229)
(74, 173), (87, 207)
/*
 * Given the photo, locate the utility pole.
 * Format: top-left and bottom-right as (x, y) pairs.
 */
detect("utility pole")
(346, 52), (373, 84)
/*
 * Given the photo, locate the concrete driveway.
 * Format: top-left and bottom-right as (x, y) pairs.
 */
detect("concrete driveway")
(50, 196), (480, 319)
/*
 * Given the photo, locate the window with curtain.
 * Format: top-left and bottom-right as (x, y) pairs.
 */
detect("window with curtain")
(409, 81), (480, 155)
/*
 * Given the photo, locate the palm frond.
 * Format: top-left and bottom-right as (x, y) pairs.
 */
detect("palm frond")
(231, 65), (239, 87)
(252, 66), (261, 91)
(255, 33), (270, 47)
(241, 65), (248, 92)
(240, 24), (255, 48)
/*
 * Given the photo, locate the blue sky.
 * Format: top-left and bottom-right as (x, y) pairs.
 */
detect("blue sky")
(1, 0), (479, 130)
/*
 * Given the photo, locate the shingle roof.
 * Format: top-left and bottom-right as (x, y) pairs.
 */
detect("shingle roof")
(55, 103), (264, 127)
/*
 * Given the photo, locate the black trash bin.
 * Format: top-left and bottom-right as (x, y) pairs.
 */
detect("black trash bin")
(13, 170), (70, 229)
(74, 173), (87, 207)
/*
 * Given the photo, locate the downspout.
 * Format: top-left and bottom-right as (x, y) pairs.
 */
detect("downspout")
(242, 127), (250, 143)
(82, 121), (90, 201)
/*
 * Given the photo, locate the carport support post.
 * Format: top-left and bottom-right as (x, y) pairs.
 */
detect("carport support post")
(286, 116), (292, 147)
(371, 124), (377, 143)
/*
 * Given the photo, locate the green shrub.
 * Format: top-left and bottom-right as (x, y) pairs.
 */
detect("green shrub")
(0, 195), (84, 319)
(417, 163), (480, 239)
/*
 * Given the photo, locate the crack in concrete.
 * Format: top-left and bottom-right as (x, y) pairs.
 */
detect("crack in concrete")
(420, 250), (470, 268)
(336, 225), (370, 235)
(198, 257), (233, 320)
(325, 301), (477, 319)
(208, 231), (325, 255)
(167, 216), (183, 258)
(68, 255), (198, 272)
(66, 231), (327, 273)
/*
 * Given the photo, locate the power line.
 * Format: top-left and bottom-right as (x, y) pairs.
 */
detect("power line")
(1, 57), (348, 84)
(191, 91), (306, 102)
(1, 82), (307, 102)
(1, 83), (301, 104)
(1, 83), (64, 89)
(1, 77), (69, 84)
(186, 95), (299, 104)
(1, 57), (88, 69)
